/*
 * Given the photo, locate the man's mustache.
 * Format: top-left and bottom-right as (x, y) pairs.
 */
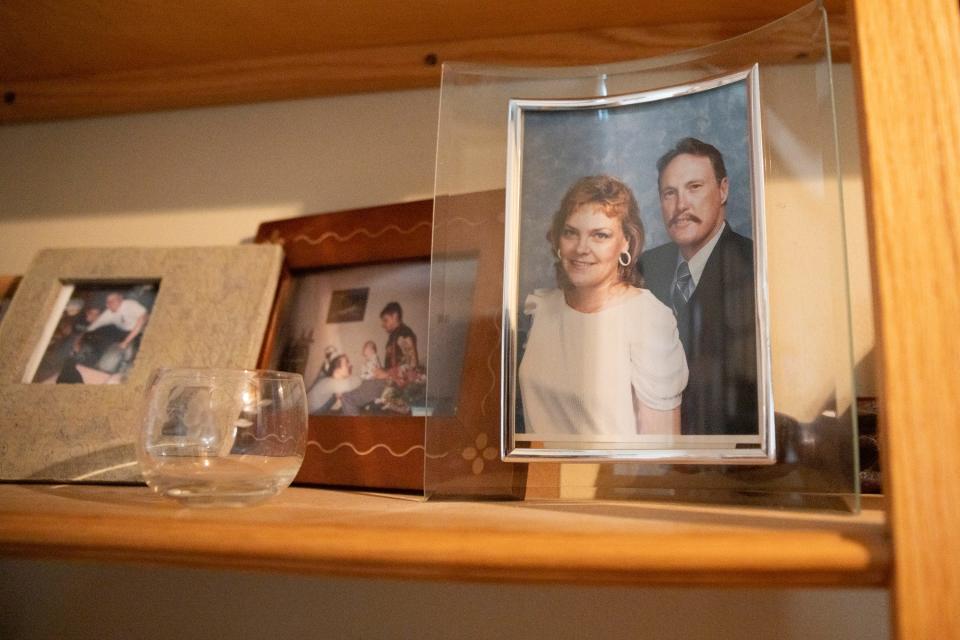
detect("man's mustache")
(668, 212), (702, 227)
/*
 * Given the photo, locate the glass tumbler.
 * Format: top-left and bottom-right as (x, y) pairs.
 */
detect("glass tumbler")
(138, 368), (308, 506)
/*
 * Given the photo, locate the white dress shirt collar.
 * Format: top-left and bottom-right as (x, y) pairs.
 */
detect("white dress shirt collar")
(677, 221), (726, 288)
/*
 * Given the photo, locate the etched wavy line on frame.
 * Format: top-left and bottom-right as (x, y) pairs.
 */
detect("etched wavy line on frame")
(479, 316), (501, 418)
(307, 441), (423, 458)
(249, 433), (295, 444)
(306, 440), (450, 459)
(289, 221), (431, 247)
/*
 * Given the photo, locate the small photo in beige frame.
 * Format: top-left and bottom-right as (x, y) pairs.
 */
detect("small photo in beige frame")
(23, 281), (160, 385)
(0, 246), (284, 483)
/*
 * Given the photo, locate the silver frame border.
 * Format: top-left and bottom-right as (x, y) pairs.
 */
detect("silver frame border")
(500, 65), (775, 465)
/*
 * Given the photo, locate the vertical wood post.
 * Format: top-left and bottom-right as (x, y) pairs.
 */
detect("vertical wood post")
(848, 0), (960, 637)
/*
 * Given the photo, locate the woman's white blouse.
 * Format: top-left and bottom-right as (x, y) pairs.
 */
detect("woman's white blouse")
(518, 288), (688, 438)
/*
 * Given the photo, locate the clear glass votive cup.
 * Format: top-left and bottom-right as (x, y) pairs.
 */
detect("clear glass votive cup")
(138, 368), (308, 507)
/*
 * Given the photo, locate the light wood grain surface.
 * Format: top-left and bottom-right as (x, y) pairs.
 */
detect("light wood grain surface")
(0, 1), (848, 122)
(849, 0), (960, 638)
(0, 0), (847, 77)
(0, 484), (887, 586)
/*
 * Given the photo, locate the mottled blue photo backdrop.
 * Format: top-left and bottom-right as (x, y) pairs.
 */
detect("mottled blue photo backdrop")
(517, 80), (752, 296)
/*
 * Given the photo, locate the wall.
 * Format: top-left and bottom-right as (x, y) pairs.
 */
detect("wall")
(0, 89), (439, 269)
(0, 68), (886, 639)
(0, 558), (886, 640)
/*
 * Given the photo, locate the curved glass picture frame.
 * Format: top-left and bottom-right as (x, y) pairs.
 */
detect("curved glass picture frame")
(425, 1), (858, 510)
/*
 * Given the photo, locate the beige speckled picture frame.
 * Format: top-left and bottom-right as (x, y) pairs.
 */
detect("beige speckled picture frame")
(0, 246), (284, 482)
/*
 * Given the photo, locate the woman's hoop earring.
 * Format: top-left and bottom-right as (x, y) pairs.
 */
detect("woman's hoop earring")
(618, 251), (631, 267)
(556, 248), (562, 261)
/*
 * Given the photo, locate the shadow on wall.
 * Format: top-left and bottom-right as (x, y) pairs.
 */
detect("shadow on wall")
(0, 89), (441, 220)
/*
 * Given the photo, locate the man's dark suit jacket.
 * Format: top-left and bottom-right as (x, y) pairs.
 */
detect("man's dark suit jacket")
(640, 225), (758, 435)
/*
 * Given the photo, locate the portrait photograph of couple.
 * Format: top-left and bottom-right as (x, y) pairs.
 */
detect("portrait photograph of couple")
(504, 67), (772, 463)
(272, 260), (430, 418)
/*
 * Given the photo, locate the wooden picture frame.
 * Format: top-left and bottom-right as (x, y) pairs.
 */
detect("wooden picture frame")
(256, 201), (433, 491)
(0, 246), (284, 482)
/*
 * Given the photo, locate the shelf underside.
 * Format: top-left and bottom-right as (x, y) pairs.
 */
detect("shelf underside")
(0, 0), (847, 123)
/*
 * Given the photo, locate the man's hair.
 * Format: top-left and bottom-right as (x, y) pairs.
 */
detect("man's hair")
(380, 301), (403, 320)
(656, 137), (727, 187)
(548, 174), (645, 289)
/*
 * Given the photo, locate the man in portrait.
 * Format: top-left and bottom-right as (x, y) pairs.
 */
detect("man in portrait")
(640, 137), (758, 435)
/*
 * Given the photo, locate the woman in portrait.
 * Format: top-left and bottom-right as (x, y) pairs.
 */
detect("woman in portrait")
(518, 175), (688, 438)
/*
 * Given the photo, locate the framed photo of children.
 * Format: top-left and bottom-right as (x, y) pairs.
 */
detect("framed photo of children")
(256, 200), (433, 490)
(502, 66), (775, 464)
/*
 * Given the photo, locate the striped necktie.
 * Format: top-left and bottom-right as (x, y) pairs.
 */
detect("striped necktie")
(671, 260), (693, 315)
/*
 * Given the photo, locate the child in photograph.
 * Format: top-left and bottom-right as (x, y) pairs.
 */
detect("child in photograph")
(359, 340), (382, 380)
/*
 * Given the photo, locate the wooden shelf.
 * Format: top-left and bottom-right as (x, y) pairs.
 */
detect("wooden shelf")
(0, 484), (887, 587)
(0, 0), (847, 123)
(1, 0), (958, 636)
